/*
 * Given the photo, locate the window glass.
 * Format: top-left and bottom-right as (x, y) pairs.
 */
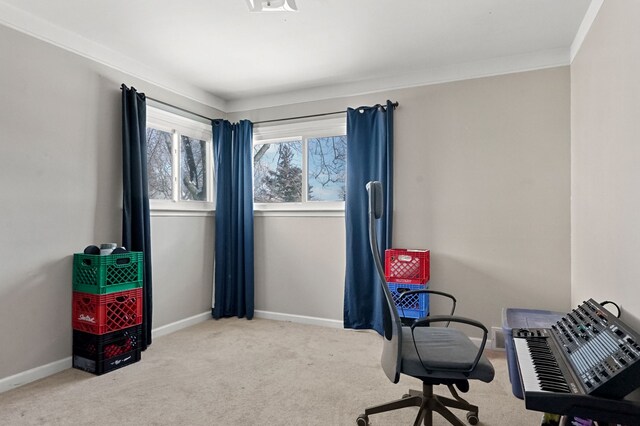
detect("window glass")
(146, 127), (173, 200)
(252, 117), (346, 210)
(307, 136), (347, 201)
(253, 140), (303, 203)
(146, 105), (213, 211)
(180, 135), (207, 201)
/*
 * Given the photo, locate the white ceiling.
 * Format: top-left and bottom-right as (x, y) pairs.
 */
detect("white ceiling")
(0, 0), (595, 112)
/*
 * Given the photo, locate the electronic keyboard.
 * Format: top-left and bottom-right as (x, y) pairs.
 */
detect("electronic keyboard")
(512, 299), (640, 424)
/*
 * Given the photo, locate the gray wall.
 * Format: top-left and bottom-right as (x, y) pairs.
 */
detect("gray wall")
(253, 215), (346, 320)
(571, 0), (640, 330)
(0, 25), (219, 380)
(151, 215), (214, 326)
(234, 66), (572, 334)
(1, 15), (575, 382)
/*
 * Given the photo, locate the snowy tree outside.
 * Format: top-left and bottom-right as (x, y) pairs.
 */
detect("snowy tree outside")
(146, 126), (208, 202)
(307, 136), (346, 201)
(180, 135), (207, 201)
(147, 127), (173, 200)
(253, 135), (347, 203)
(147, 108), (345, 207)
(253, 140), (303, 202)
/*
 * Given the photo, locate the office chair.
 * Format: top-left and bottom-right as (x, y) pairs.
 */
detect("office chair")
(357, 181), (495, 426)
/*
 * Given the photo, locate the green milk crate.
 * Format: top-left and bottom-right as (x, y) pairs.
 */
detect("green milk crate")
(72, 252), (143, 295)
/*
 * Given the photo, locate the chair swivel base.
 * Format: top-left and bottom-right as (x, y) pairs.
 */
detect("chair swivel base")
(356, 382), (479, 426)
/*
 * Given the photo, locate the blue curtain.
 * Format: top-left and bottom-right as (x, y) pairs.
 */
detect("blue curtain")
(344, 101), (394, 335)
(212, 120), (255, 319)
(121, 84), (153, 350)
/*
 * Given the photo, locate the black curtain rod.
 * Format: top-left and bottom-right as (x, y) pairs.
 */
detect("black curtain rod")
(146, 96), (216, 122)
(253, 110), (345, 124)
(119, 85), (209, 121)
(138, 88), (399, 125)
(253, 101), (399, 125)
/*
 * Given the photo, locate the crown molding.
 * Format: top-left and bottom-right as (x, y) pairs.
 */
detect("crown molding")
(0, 0), (227, 111)
(0, 0), (577, 115)
(569, 0), (604, 63)
(226, 47), (570, 112)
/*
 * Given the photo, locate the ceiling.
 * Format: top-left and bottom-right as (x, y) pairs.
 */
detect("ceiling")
(0, 0), (595, 112)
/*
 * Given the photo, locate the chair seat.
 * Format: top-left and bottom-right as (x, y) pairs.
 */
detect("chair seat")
(401, 327), (495, 383)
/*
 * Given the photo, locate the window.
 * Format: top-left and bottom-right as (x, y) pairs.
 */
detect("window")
(146, 106), (213, 211)
(253, 118), (347, 211)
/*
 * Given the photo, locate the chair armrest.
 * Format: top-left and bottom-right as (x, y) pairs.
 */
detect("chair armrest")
(410, 315), (489, 375)
(399, 289), (457, 317)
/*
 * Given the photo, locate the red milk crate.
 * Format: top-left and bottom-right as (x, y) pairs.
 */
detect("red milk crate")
(385, 249), (430, 284)
(72, 288), (143, 335)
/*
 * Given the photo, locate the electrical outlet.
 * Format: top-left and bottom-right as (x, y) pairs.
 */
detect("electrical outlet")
(491, 326), (505, 350)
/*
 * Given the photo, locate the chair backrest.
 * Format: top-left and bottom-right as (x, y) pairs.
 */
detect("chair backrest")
(366, 181), (403, 383)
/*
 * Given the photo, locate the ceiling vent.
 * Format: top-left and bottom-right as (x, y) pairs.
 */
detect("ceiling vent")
(246, 0), (297, 12)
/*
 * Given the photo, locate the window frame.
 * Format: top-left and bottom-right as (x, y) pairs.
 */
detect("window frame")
(252, 117), (347, 213)
(146, 106), (214, 212)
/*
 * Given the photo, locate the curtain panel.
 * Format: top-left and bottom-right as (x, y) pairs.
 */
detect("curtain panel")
(343, 100), (395, 335)
(121, 84), (153, 350)
(212, 120), (255, 319)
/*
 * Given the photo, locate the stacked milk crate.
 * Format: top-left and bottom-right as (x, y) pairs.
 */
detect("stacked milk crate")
(384, 249), (430, 322)
(71, 250), (144, 375)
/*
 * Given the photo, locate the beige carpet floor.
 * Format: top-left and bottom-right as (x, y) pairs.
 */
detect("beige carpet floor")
(0, 318), (543, 425)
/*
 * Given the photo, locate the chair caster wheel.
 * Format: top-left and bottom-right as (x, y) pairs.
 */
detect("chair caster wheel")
(466, 411), (479, 425)
(356, 414), (369, 426)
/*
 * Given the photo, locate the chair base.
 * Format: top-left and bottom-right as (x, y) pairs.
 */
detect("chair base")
(357, 382), (479, 426)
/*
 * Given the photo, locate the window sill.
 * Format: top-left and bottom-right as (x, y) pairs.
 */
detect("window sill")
(149, 203), (344, 218)
(254, 207), (344, 217)
(150, 203), (214, 217)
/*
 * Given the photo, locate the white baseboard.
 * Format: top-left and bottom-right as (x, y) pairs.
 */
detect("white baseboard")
(470, 336), (495, 351)
(2, 310), (490, 395)
(1, 311), (212, 395)
(152, 311), (211, 339)
(254, 311), (496, 351)
(0, 357), (72, 394)
(254, 310), (343, 329)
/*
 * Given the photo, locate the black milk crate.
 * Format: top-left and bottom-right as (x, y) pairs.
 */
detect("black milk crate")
(72, 325), (142, 375)
(73, 325), (142, 358)
(72, 252), (143, 295)
(73, 348), (141, 376)
(388, 283), (429, 319)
